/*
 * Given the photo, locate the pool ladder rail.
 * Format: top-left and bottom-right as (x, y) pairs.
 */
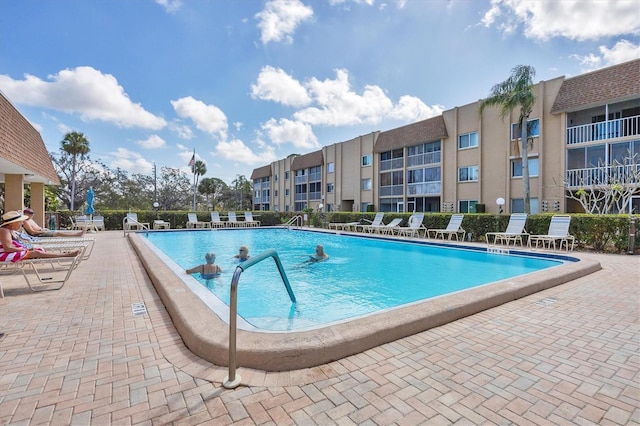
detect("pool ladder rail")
(224, 249), (296, 389)
(284, 215), (303, 228)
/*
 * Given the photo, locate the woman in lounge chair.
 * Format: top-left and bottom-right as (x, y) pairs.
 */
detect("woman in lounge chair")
(22, 208), (85, 237)
(0, 211), (81, 262)
(186, 252), (222, 279)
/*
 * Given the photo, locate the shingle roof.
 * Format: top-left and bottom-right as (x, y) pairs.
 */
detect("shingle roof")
(250, 164), (271, 180)
(291, 150), (323, 170)
(0, 91), (60, 184)
(551, 59), (640, 113)
(374, 115), (448, 153)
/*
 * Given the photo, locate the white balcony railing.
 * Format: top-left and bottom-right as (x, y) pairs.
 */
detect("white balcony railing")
(567, 115), (640, 145)
(566, 164), (640, 188)
(407, 182), (441, 195)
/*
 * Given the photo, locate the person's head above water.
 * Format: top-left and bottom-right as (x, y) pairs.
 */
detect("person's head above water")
(205, 252), (216, 264)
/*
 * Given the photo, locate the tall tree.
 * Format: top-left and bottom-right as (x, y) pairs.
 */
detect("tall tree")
(479, 65), (536, 213)
(60, 131), (90, 211)
(198, 177), (228, 210)
(191, 160), (207, 210)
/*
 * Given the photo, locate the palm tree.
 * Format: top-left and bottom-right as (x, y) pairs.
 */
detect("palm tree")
(479, 65), (536, 213)
(192, 160), (207, 210)
(61, 131), (90, 211)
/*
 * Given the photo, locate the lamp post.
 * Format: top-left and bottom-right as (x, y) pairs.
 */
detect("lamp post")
(153, 201), (159, 219)
(496, 197), (505, 214)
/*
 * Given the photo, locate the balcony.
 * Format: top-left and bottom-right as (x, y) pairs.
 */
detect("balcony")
(407, 182), (441, 195)
(406, 151), (441, 167)
(380, 158), (404, 171)
(566, 164), (640, 188)
(379, 185), (404, 196)
(294, 175), (308, 184)
(567, 115), (640, 145)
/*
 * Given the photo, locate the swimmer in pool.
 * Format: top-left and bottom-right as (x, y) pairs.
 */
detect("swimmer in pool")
(234, 245), (250, 262)
(309, 244), (329, 262)
(186, 252), (222, 279)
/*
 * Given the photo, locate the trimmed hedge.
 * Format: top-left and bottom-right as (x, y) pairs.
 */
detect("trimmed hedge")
(52, 210), (638, 253)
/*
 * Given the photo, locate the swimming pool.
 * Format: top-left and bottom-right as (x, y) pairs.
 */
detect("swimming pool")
(144, 228), (564, 331)
(130, 227), (600, 371)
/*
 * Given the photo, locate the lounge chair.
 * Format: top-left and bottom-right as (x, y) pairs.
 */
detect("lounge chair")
(123, 212), (150, 235)
(227, 212), (245, 228)
(328, 220), (361, 231)
(209, 212), (227, 228)
(243, 212), (260, 227)
(397, 213), (426, 238)
(354, 212), (385, 233)
(27, 237), (96, 262)
(186, 212), (210, 229)
(427, 214), (466, 241)
(92, 215), (105, 231)
(369, 218), (403, 235)
(153, 220), (171, 229)
(0, 254), (82, 298)
(528, 215), (575, 251)
(486, 213), (529, 246)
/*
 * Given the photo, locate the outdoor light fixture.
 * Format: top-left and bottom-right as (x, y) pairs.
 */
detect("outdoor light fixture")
(496, 197), (505, 214)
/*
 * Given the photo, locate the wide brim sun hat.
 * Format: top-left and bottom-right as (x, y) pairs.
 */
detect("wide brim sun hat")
(1, 210), (29, 227)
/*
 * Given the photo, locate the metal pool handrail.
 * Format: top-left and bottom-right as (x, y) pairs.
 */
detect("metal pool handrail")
(284, 215), (303, 227)
(223, 249), (296, 389)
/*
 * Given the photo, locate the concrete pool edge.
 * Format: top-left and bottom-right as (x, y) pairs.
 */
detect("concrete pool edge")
(128, 232), (601, 372)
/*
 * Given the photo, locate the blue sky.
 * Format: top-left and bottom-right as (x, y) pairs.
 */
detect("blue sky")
(1, 0), (638, 184)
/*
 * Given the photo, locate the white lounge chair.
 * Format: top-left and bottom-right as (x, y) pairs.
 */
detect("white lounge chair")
(354, 213), (385, 233)
(328, 221), (360, 231)
(528, 215), (575, 251)
(227, 212), (245, 228)
(92, 215), (105, 231)
(369, 217), (403, 235)
(427, 214), (466, 241)
(123, 212), (149, 235)
(209, 212), (227, 228)
(186, 212), (210, 229)
(397, 213), (426, 238)
(0, 254), (82, 298)
(243, 212), (260, 227)
(486, 213), (529, 246)
(153, 220), (171, 229)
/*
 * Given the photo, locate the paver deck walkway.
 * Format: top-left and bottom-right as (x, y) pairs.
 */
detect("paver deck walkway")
(0, 231), (638, 425)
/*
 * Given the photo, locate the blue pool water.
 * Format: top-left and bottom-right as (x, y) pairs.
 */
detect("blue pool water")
(143, 228), (563, 331)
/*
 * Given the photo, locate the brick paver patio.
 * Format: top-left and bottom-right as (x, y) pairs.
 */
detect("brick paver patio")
(0, 231), (638, 425)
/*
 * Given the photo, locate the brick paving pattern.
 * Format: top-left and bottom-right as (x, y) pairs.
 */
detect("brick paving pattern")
(0, 231), (638, 425)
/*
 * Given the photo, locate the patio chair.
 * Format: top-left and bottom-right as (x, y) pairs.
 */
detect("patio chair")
(427, 214), (466, 241)
(227, 212), (245, 228)
(92, 215), (105, 231)
(485, 213), (529, 247)
(153, 220), (171, 229)
(528, 215), (575, 251)
(328, 221), (360, 231)
(186, 212), (210, 229)
(397, 213), (426, 238)
(369, 217), (403, 235)
(0, 254), (82, 298)
(354, 212), (385, 233)
(243, 212), (260, 227)
(209, 211), (227, 228)
(123, 212), (150, 235)
(27, 237), (96, 262)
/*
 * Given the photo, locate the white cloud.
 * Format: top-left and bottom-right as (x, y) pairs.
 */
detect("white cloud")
(137, 135), (166, 149)
(169, 120), (194, 139)
(171, 96), (228, 140)
(255, 0), (314, 44)
(482, 0), (640, 41)
(251, 65), (311, 107)
(0, 66), (167, 130)
(389, 96), (444, 122)
(262, 118), (319, 149)
(155, 0), (182, 13)
(215, 139), (278, 165)
(109, 147), (154, 174)
(572, 39), (640, 72)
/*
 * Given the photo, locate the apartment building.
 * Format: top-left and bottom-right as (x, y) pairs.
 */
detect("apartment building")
(252, 59), (640, 214)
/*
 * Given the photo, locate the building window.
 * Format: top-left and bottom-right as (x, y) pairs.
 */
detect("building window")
(458, 132), (478, 149)
(274, 174), (278, 182)
(361, 178), (372, 190)
(274, 190), (278, 196)
(458, 200), (477, 213)
(511, 158), (539, 177)
(361, 202), (371, 212)
(285, 188), (289, 196)
(285, 205), (289, 212)
(511, 198), (539, 214)
(285, 171), (290, 180)
(326, 204), (332, 212)
(511, 118), (540, 140)
(458, 166), (479, 182)
(362, 154), (372, 167)
(327, 183), (334, 193)
(327, 162), (334, 173)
